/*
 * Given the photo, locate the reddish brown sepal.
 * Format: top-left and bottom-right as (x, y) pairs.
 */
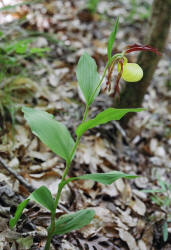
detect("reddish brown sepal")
(105, 61), (115, 92)
(125, 43), (161, 56)
(112, 58), (124, 101)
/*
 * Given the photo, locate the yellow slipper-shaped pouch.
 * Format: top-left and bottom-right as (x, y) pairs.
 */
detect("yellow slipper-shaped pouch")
(118, 62), (143, 82)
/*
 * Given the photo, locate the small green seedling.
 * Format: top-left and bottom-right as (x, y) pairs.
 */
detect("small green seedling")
(143, 176), (171, 242)
(9, 18), (160, 249)
(87, 0), (100, 13)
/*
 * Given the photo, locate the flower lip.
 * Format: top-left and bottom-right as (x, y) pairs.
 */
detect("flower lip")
(125, 43), (161, 56)
(118, 63), (143, 82)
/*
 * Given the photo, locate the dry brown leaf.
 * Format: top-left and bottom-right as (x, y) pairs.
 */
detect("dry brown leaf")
(129, 196), (146, 216)
(13, 125), (30, 149)
(141, 225), (153, 249)
(134, 177), (148, 189)
(114, 217), (128, 231)
(94, 207), (114, 223)
(100, 183), (118, 197)
(8, 157), (20, 170)
(61, 239), (78, 250)
(94, 137), (108, 158)
(76, 234), (115, 250)
(138, 240), (148, 250)
(79, 223), (100, 238)
(118, 228), (138, 250)
(115, 178), (125, 193)
(117, 207), (137, 227)
(28, 151), (52, 161)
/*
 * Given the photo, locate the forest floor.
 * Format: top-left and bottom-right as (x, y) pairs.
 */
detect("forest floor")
(0, 0), (170, 249)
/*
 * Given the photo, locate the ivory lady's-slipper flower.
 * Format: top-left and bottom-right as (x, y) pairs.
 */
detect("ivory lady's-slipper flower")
(106, 43), (161, 100)
(117, 62), (143, 82)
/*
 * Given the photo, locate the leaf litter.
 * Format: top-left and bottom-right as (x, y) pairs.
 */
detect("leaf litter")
(0, 0), (170, 249)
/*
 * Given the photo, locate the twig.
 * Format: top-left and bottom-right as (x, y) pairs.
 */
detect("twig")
(0, 157), (71, 215)
(113, 121), (130, 144)
(0, 157), (35, 193)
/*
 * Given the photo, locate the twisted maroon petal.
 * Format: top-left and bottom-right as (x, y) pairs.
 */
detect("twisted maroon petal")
(112, 58), (124, 101)
(105, 61), (115, 92)
(125, 43), (161, 56)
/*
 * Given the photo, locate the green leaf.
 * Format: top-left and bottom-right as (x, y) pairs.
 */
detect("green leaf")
(66, 171), (138, 185)
(15, 42), (28, 54)
(30, 47), (50, 56)
(163, 197), (171, 207)
(9, 186), (54, 229)
(158, 179), (167, 192)
(76, 108), (145, 137)
(53, 209), (95, 235)
(107, 17), (119, 61)
(151, 195), (161, 206)
(163, 221), (168, 242)
(4, 39), (32, 54)
(167, 183), (171, 191)
(16, 236), (33, 249)
(22, 107), (75, 161)
(9, 199), (29, 229)
(29, 186), (54, 212)
(76, 52), (100, 105)
(87, 0), (99, 13)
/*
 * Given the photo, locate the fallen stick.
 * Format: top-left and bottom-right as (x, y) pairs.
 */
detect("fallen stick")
(0, 157), (35, 193)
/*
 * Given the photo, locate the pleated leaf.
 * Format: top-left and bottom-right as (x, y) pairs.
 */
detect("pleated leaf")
(22, 107), (75, 161)
(29, 186), (54, 212)
(163, 221), (168, 242)
(66, 171), (138, 185)
(76, 108), (145, 137)
(9, 199), (30, 229)
(53, 209), (95, 235)
(107, 17), (119, 61)
(10, 186), (54, 229)
(76, 52), (100, 105)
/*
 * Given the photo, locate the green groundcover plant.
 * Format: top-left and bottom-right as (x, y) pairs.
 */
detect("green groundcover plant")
(143, 176), (171, 242)
(0, 35), (49, 133)
(9, 18), (160, 249)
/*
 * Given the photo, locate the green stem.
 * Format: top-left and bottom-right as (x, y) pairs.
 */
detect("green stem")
(44, 182), (64, 250)
(61, 104), (90, 181)
(44, 231), (53, 250)
(89, 63), (109, 105)
(82, 104), (89, 122)
(44, 106), (89, 250)
(44, 56), (113, 249)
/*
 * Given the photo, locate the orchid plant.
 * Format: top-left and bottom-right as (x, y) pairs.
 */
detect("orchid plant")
(9, 18), (160, 250)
